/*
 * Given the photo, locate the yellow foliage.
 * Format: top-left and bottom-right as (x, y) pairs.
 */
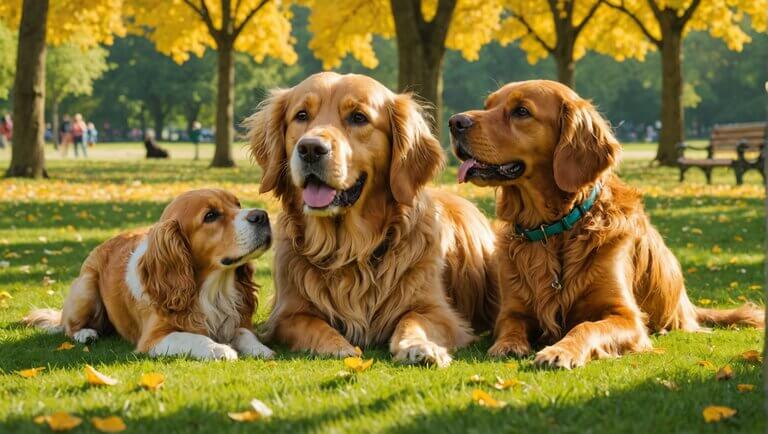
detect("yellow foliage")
(305, 0), (503, 69)
(0, 0), (126, 47)
(126, 0), (297, 65)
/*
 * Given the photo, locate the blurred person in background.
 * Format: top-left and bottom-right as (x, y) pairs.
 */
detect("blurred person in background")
(59, 114), (73, 156)
(86, 122), (98, 148)
(71, 113), (88, 158)
(190, 121), (202, 160)
(0, 114), (12, 149)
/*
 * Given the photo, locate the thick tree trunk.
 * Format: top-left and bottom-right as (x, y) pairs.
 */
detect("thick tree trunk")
(6, 0), (48, 178)
(212, 37), (235, 168)
(555, 58), (575, 89)
(151, 108), (165, 141)
(391, 0), (456, 143)
(656, 28), (684, 166)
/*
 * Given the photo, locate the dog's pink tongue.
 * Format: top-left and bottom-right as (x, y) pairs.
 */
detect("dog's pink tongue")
(303, 183), (337, 208)
(457, 159), (477, 183)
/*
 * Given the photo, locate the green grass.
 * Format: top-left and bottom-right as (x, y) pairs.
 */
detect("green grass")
(0, 142), (764, 434)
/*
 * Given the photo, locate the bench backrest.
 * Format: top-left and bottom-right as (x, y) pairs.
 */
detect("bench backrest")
(710, 122), (767, 152)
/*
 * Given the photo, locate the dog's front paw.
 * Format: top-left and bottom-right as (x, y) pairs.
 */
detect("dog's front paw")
(206, 343), (239, 361)
(312, 336), (358, 358)
(534, 343), (585, 369)
(233, 328), (275, 359)
(72, 328), (98, 343)
(392, 338), (452, 368)
(488, 337), (531, 358)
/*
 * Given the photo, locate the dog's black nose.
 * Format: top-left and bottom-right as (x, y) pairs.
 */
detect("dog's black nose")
(246, 209), (269, 226)
(297, 137), (330, 163)
(449, 114), (473, 136)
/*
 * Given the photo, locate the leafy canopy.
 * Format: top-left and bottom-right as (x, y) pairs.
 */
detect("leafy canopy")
(126, 0), (297, 65)
(305, 0), (504, 69)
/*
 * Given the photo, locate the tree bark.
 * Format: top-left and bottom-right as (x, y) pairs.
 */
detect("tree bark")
(656, 24), (684, 166)
(212, 36), (235, 167)
(391, 0), (457, 142)
(6, 0), (49, 178)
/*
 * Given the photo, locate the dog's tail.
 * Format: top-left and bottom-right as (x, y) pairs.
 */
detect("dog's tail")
(22, 308), (64, 334)
(696, 303), (764, 329)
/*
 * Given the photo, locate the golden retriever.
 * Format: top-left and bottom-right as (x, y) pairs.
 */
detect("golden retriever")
(247, 72), (498, 367)
(23, 189), (274, 360)
(449, 80), (764, 369)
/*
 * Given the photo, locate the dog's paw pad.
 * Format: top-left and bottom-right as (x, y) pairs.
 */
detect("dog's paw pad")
(72, 328), (98, 343)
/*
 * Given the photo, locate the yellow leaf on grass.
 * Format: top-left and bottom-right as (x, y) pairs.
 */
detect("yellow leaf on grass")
(691, 228), (703, 235)
(17, 367), (45, 378)
(228, 399), (273, 422)
(702, 405), (736, 423)
(471, 389), (506, 408)
(91, 416), (127, 433)
(468, 374), (484, 384)
(733, 235), (743, 242)
(85, 365), (119, 386)
(138, 372), (164, 390)
(697, 360), (715, 369)
(36, 412), (83, 431)
(650, 347), (666, 354)
(742, 350), (762, 364)
(736, 384), (754, 392)
(55, 342), (75, 351)
(711, 245), (722, 254)
(0, 291), (12, 300)
(698, 299), (712, 306)
(343, 357), (373, 372)
(493, 377), (521, 390)
(715, 365), (734, 381)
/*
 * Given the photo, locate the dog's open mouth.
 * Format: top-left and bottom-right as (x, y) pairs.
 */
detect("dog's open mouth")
(302, 173), (367, 209)
(454, 144), (525, 183)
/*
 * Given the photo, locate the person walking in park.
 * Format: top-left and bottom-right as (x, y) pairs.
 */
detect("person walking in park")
(190, 121), (202, 160)
(86, 122), (98, 148)
(71, 113), (88, 158)
(0, 114), (12, 149)
(59, 114), (73, 156)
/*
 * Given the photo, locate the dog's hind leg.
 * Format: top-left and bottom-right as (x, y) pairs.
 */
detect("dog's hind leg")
(60, 271), (105, 343)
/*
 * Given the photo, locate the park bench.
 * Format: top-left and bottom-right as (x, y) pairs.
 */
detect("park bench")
(677, 122), (767, 185)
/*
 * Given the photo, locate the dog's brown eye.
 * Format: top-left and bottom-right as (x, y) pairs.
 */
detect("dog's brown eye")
(512, 106), (531, 118)
(203, 210), (220, 223)
(294, 110), (309, 122)
(349, 111), (368, 125)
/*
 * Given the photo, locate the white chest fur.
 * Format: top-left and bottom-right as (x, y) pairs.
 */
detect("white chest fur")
(125, 239), (149, 302)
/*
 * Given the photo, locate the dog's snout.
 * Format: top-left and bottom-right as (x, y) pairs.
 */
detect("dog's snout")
(246, 209), (269, 226)
(297, 137), (330, 163)
(449, 114), (473, 136)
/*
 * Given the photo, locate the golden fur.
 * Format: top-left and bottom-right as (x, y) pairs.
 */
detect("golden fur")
(450, 80), (764, 369)
(247, 72), (498, 366)
(23, 189), (274, 360)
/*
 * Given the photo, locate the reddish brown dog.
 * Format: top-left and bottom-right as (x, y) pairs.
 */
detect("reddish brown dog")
(450, 79), (764, 369)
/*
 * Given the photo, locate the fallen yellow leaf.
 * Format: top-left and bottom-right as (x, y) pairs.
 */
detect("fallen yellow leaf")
(691, 228), (703, 235)
(493, 377), (521, 390)
(91, 416), (127, 433)
(55, 342), (75, 351)
(343, 357), (374, 373)
(228, 399), (273, 422)
(650, 347), (666, 354)
(711, 245), (722, 254)
(471, 389), (506, 409)
(85, 365), (119, 386)
(702, 405), (736, 423)
(698, 299), (712, 306)
(655, 378), (679, 391)
(736, 384), (754, 393)
(138, 372), (164, 390)
(17, 367), (45, 378)
(697, 360), (715, 369)
(0, 291), (12, 300)
(37, 412), (83, 431)
(742, 350), (762, 364)
(715, 365), (733, 381)
(467, 374), (484, 384)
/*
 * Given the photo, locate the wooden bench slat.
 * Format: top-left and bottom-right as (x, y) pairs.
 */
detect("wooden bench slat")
(677, 158), (733, 166)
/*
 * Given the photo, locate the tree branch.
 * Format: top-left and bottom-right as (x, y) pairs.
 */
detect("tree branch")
(509, 11), (555, 53)
(679, 0), (703, 24)
(182, 0), (220, 39)
(574, 0), (604, 36)
(604, 0), (661, 47)
(234, 0), (270, 38)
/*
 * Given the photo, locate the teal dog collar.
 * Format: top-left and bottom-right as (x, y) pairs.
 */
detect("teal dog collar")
(515, 182), (602, 243)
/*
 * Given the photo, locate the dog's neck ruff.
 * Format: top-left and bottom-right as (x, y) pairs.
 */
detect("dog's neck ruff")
(514, 182), (602, 243)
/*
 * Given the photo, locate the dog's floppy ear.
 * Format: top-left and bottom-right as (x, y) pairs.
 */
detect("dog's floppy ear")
(553, 98), (620, 193)
(388, 94), (445, 205)
(139, 219), (196, 314)
(246, 89), (290, 196)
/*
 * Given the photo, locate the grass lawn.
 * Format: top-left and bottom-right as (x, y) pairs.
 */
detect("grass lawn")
(0, 142), (764, 434)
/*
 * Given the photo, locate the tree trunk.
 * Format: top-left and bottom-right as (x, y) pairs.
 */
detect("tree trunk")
(151, 107), (165, 141)
(212, 36), (235, 168)
(6, 0), (48, 178)
(656, 27), (684, 166)
(51, 97), (59, 148)
(391, 0), (456, 143)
